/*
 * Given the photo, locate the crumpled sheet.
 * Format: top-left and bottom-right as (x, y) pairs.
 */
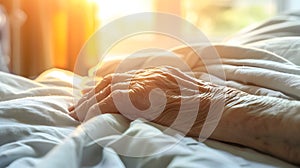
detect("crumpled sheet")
(0, 70), (249, 168)
(1, 41), (299, 167)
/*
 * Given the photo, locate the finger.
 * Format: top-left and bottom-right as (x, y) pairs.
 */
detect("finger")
(84, 74), (113, 101)
(69, 111), (79, 121)
(125, 68), (147, 75)
(166, 66), (216, 87)
(70, 73), (133, 120)
(73, 74), (113, 110)
(132, 69), (199, 93)
(111, 81), (131, 91)
(161, 67), (210, 93)
(73, 93), (91, 113)
(163, 66), (199, 84)
(68, 105), (75, 112)
(83, 93), (119, 122)
(110, 73), (134, 84)
(167, 72), (200, 90)
(81, 87), (93, 95)
(74, 84), (112, 121)
(85, 73), (133, 101)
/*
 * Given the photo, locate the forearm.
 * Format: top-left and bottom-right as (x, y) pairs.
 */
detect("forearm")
(210, 91), (300, 165)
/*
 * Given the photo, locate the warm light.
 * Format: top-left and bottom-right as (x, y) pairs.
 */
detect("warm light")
(91, 0), (154, 23)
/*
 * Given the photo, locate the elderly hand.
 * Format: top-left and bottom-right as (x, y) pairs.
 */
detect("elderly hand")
(69, 66), (300, 165)
(68, 66), (225, 136)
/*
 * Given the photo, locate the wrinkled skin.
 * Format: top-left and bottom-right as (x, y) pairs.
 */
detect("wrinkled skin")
(69, 66), (300, 165)
(69, 66), (226, 136)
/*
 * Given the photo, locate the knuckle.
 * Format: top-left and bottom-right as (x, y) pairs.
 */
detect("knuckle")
(102, 74), (112, 82)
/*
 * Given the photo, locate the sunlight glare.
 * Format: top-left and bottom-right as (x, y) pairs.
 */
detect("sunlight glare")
(92, 0), (153, 23)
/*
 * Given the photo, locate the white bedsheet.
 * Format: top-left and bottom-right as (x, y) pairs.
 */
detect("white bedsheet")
(0, 43), (299, 167)
(0, 70), (243, 168)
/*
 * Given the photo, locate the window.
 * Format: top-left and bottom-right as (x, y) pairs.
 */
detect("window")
(93, 0), (278, 42)
(80, 0), (300, 71)
(181, 0), (276, 41)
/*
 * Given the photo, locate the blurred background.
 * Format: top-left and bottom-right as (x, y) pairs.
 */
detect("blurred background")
(0, 0), (299, 77)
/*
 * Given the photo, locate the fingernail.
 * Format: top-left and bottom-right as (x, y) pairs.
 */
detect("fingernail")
(68, 106), (75, 112)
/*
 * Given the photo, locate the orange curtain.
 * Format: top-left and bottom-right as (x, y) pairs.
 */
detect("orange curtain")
(0, 0), (99, 77)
